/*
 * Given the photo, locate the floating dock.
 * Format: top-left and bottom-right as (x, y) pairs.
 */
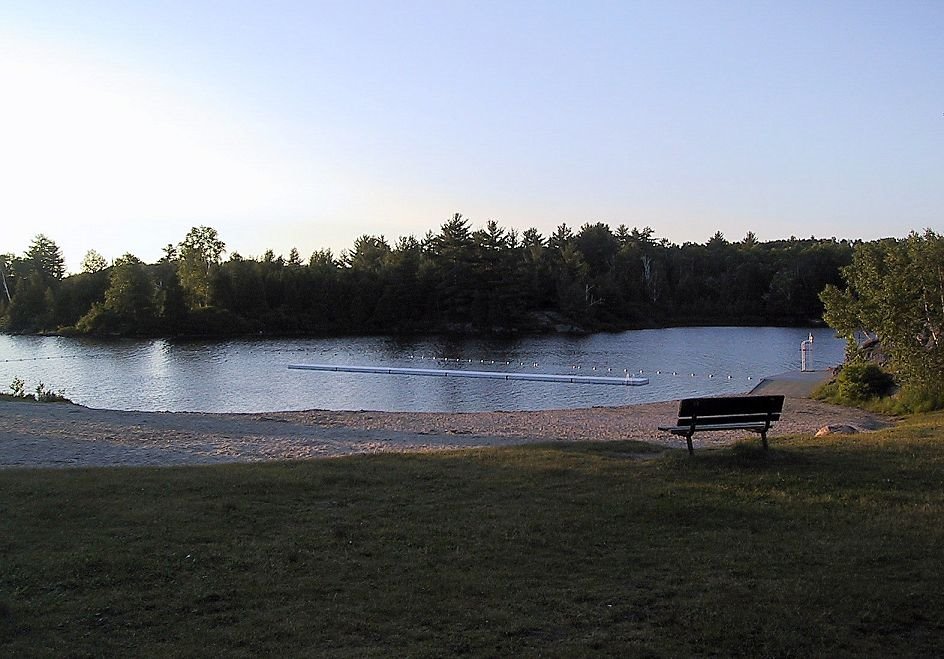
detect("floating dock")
(288, 363), (649, 386)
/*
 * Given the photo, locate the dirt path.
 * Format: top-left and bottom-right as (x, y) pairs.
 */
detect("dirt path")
(0, 397), (892, 469)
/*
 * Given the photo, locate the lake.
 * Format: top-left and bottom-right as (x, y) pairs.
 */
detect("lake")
(0, 327), (844, 413)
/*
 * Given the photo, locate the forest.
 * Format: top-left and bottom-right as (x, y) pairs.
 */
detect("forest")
(1, 215), (854, 337)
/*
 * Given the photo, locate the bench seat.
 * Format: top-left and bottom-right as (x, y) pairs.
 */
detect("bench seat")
(659, 395), (785, 454)
(660, 421), (771, 434)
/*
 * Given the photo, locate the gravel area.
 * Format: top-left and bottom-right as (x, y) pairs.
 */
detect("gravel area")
(0, 397), (893, 469)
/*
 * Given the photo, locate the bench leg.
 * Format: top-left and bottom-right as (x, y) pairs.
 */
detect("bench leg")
(760, 431), (768, 451)
(686, 434), (694, 455)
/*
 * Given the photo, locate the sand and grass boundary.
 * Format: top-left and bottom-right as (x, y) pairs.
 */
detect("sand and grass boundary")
(1, 388), (889, 468)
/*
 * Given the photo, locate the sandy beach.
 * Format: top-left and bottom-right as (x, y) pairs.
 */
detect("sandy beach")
(0, 394), (891, 469)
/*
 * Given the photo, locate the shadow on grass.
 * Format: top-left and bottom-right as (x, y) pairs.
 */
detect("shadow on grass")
(673, 440), (815, 470)
(537, 439), (668, 459)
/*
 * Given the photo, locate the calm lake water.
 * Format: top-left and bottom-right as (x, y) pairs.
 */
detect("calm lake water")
(0, 328), (844, 413)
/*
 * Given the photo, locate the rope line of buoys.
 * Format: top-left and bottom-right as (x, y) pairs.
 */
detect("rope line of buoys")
(399, 354), (757, 382)
(0, 354), (99, 363)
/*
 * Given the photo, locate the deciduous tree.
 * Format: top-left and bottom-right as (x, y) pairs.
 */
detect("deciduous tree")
(178, 226), (225, 308)
(821, 230), (944, 402)
(81, 250), (108, 274)
(78, 254), (156, 333)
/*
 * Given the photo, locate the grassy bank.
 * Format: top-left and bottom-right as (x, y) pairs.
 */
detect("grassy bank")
(2, 417), (943, 656)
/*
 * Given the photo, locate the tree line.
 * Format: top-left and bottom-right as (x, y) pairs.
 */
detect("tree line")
(1, 215), (854, 337)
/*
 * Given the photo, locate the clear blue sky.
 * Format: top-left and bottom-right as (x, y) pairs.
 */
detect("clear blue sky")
(2, 1), (942, 271)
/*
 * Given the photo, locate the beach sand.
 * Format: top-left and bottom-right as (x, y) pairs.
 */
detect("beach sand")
(0, 395), (891, 469)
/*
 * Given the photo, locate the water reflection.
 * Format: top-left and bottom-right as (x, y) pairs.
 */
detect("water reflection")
(0, 328), (845, 413)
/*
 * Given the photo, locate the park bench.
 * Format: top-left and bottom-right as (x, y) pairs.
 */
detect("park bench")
(659, 395), (785, 455)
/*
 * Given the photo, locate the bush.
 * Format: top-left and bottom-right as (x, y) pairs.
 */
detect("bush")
(836, 363), (896, 402)
(815, 364), (944, 414)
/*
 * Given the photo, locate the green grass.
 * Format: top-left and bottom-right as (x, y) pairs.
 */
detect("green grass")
(3, 419), (944, 656)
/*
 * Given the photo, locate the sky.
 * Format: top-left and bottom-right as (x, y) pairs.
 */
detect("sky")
(1, 1), (942, 273)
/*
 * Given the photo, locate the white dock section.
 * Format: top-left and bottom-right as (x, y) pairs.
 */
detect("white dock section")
(288, 363), (649, 386)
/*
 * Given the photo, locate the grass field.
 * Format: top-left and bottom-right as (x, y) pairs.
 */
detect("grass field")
(2, 414), (943, 656)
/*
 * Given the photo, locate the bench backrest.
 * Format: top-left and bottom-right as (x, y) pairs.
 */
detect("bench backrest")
(676, 395), (785, 427)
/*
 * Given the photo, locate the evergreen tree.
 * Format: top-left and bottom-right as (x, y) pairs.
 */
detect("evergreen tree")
(429, 214), (476, 323)
(5, 272), (50, 331)
(26, 234), (66, 282)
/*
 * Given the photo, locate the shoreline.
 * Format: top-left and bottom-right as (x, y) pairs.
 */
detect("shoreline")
(0, 392), (891, 469)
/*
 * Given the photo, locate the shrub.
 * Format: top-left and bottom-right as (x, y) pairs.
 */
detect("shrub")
(815, 364), (944, 414)
(9, 377), (27, 398)
(4, 377), (70, 403)
(836, 363), (896, 402)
